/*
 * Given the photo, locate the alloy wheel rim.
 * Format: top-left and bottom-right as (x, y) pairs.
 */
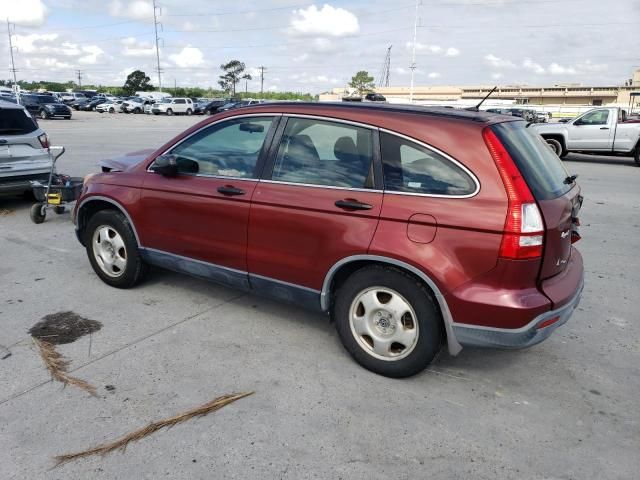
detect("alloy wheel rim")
(92, 225), (127, 278)
(348, 287), (419, 361)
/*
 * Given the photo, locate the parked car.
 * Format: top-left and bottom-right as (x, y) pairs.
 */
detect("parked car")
(73, 102), (585, 378)
(533, 107), (640, 165)
(122, 97), (151, 114)
(71, 98), (91, 110)
(199, 99), (228, 115)
(217, 100), (262, 112)
(61, 92), (87, 104)
(81, 97), (108, 111)
(364, 93), (387, 102)
(0, 99), (52, 196)
(19, 94), (72, 120)
(485, 108), (513, 115)
(96, 100), (123, 113)
(505, 108), (536, 122)
(151, 98), (194, 115)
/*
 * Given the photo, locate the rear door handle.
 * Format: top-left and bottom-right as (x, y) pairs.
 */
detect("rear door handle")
(217, 185), (245, 196)
(600, 127), (609, 130)
(335, 199), (373, 210)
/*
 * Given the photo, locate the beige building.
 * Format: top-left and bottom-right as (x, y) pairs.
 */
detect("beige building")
(320, 69), (640, 111)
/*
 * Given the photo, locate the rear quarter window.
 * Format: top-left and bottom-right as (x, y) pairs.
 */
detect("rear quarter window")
(380, 132), (477, 196)
(492, 122), (571, 200)
(0, 108), (38, 136)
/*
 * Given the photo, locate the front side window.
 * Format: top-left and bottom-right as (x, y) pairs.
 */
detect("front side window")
(168, 116), (275, 178)
(578, 109), (609, 125)
(380, 132), (476, 196)
(271, 117), (373, 188)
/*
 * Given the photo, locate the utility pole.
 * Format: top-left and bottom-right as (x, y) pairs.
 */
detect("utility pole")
(6, 19), (19, 103)
(76, 69), (83, 87)
(245, 79), (248, 94)
(174, 78), (177, 96)
(259, 66), (266, 94)
(409, 0), (420, 103)
(152, 0), (163, 92)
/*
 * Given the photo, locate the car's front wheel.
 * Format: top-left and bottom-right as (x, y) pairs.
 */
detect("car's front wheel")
(333, 266), (443, 378)
(635, 146), (640, 167)
(85, 210), (147, 288)
(39, 110), (49, 120)
(166, 108), (174, 116)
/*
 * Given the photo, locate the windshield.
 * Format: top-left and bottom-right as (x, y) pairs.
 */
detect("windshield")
(492, 121), (572, 200)
(161, 98), (172, 103)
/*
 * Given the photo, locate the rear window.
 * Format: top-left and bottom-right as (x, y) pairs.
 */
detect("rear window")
(0, 107), (38, 135)
(492, 121), (571, 200)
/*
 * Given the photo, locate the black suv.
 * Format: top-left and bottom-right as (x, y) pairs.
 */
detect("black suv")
(20, 95), (72, 120)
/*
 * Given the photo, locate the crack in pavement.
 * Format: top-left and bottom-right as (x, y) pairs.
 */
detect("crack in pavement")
(0, 293), (246, 406)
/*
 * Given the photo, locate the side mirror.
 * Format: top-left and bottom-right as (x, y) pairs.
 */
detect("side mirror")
(239, 122), (265, 133)
(150, 154), (179, 177)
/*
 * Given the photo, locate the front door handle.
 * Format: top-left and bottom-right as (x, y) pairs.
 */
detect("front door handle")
(600, 127), (609, 130)
(335, 199), (373, 210)
(217, 185), (245, 196)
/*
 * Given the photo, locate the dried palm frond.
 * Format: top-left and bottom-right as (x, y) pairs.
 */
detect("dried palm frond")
(54, 391), (254, 466)
(33, 338), (97, 397)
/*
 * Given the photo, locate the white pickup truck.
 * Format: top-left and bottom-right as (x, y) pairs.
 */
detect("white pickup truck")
(533, 107), (640, 166)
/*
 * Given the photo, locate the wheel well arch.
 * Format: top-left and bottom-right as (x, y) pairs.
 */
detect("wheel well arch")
(320, 255), (462, 355)
(540, 133), (566, 146)
(76, 197), (140, 246)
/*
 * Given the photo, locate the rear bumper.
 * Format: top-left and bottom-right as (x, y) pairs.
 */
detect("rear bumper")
(0, 173), (50, 194)
(452, 275), (584, 349)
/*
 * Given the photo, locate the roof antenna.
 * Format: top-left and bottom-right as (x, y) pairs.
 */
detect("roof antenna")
(467, 86), (497, 112)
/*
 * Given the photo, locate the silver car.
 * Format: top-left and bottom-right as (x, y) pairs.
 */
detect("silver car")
(0, 99), (52, 195)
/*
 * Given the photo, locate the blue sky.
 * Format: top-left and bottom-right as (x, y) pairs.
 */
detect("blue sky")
(1, 0), (638, 92)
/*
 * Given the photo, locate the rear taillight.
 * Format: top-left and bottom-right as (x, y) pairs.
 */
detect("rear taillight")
(38, 133), (50, 149)
(483, 127), (544, 260)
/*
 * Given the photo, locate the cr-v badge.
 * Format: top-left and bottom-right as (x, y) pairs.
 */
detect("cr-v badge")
(561, 230), (570, 239)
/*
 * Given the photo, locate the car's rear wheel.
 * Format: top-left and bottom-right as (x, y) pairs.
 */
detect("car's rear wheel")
(186, 108), (193, 116)
(109, 107), (115, 113)
(333, 266), (443, 378)
(166, 108), (174, 116)
(85, 210), (147, 288)
(634, 146), (640, 167)
(39, 110), (49, 120)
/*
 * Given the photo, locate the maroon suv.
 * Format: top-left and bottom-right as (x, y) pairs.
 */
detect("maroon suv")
(73, 103), (584, 378)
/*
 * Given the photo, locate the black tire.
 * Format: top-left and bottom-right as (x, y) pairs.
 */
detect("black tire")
(186, 108), (193, 116)
(109, 107), (115, 113)
(65, 116), (72, 120)
(166, 108), (174, 116)
(30, 203), (46, 224)
(39, 110), (49, 120)
(134, 107), (141, 114)
(54, 206), (65, 215)
(545, 138), (563, 157)
(635, 147), (640, 167)
(333, 265), (443, 378)
(84, 210), (147, 288)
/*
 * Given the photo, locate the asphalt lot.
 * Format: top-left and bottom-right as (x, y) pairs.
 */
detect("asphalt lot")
(1, 111), (638, 479)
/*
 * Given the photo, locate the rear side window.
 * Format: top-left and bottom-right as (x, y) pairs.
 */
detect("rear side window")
(492, 122), (571, 200)
(380, 132), (476, 196)
(0, 108), (38, 135)
(271, 117), (374, 189)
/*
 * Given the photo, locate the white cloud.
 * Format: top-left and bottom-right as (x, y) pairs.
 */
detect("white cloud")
(408, 42), (460, 57)
(394, 67), (409, 75)
(576, 60), (608, 73)
(445, 47), (460, 57)
(491, 72), (503, 80)
(169, 46), (204, 68)
(293, 53), (309, 62)
(109, 0), (155, 21)
(2, 0), (48, 26)
(290, 5), (359, 37)
(548, 63), (577, 75)
(78, 45), (106, 65)
(428, 72), (441, 79)
(523, 58), (545, 74)
(485, 54), (516, 69)
(121, 37), (156, 57)
(13, 34), (59, 54)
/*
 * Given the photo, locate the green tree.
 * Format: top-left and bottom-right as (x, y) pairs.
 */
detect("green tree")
(349, 70), (375, 96)
(218, 60), (251, 96)
(122, 70), (153, 95)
